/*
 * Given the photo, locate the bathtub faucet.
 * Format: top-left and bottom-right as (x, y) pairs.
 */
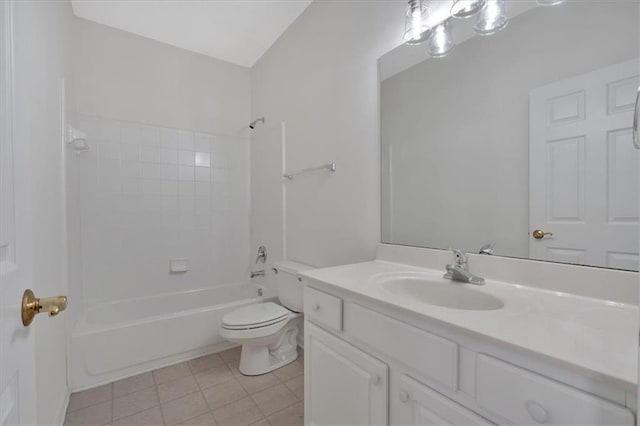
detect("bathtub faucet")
(250, 270), (265, 279)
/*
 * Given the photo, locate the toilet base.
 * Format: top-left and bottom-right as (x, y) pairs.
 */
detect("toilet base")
(238, 317), (301, 376)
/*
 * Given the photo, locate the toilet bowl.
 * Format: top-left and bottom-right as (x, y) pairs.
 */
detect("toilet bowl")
(219, 261), (312, 375)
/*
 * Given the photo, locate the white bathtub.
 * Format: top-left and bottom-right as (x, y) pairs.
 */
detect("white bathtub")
(70, 284), (262, 390)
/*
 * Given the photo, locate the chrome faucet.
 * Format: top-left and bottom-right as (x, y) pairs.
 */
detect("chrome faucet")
(250, 270), (265, 279)
(444, 250), (485, 285)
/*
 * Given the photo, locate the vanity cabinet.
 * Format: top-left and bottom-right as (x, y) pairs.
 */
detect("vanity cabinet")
(305, 322), (388, 426)
(303, 284), (636, 426)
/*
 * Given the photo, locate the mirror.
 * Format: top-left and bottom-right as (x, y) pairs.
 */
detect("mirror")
(380, 0), (640, 271)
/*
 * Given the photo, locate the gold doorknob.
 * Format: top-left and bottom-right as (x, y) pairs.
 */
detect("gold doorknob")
(21, 289), (67, 327)
(532, 229), (553, 240)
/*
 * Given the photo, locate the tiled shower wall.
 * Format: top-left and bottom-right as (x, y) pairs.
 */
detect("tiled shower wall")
(76, 114), (250, 303)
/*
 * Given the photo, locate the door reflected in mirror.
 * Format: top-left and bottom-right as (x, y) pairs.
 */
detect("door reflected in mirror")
(380, 0), (639, 271)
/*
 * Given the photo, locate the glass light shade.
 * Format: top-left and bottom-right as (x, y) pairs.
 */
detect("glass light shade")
(474, 0), (508, 36)
(450, 0), (486, 19)
(428, 20), (455, 58)
(403, 0), (431, 45)
(537, 0), (565, 5)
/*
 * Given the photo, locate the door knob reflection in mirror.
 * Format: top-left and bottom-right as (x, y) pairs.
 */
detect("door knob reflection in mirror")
(21, 289), (68, 326)
(531, 229), (553, 240)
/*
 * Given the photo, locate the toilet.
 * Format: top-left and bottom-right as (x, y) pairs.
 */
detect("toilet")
(219, 261), (312, 375)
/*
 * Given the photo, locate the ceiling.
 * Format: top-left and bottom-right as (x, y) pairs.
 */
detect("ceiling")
(70, 0), (312, 68)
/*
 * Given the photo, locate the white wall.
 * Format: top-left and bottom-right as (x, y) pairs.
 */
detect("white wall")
(70, 19), (251, 305)
(11, 0), (74, 422)
(250, 0), (406, 268)
(380, 2), (639, 258)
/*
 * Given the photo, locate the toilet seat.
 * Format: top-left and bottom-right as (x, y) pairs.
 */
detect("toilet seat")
(222, 302), (290, 330)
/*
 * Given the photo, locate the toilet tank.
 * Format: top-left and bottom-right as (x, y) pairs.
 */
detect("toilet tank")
(274, 261), (313, 313)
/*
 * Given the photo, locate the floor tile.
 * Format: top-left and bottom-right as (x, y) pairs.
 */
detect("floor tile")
(236, 373), (280, 395)
(266, 402), (303, 426)
(158, 375), (200, 404)
(283, 376), (303, 401)
(64, 400), (112, 426)
(188, 353), (225, 374)
(271, 359), (302, 383)
(178, 412), (217, 426)
(113, 387), (159, 420)
(113, 372), (155, 398)
(67, 384), (112, 412)
(251, 385), (297, 417)
(153, 362), (192, 385)
(219, 347), (241, 364)
(112, 406), (163, 426)
(212, 397), (262, 426)
(161, 392), (209, 425)
(193, 364), (234, 390)
(248, 419), (270, 426)
(202, 379), (247, 411)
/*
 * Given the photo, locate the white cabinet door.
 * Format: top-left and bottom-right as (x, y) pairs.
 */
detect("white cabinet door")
(397, 375), (494, 426)
(529, 59), (639, 270)
(305, 322), (388, 426)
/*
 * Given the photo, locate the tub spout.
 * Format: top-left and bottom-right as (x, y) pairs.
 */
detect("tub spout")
(250, 270), (265, 279)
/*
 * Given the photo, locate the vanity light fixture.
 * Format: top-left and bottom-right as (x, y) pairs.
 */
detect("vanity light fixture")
(403, 0), (431, 45)
(450, 0), (487, 19)
(536, 0), (565, 5)
(428, 20), (455, 58)
(474, 0), (508, 36)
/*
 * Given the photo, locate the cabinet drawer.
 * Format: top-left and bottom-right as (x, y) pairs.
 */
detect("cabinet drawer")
(398, 375), (494, 425)
(345, 303), (458, 391)
(476, 355), (634, 425)
(305, 287), (343, 332)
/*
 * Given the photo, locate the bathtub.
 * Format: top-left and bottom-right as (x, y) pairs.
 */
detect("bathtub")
(70, 284), (262, 390)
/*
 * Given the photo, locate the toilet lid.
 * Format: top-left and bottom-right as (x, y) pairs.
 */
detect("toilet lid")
(222, 302), (290, 328)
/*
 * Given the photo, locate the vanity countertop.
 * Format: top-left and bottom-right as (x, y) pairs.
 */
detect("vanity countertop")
(300, 260), (638, 389)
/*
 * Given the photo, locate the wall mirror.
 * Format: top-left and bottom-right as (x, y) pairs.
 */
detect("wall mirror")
(380, 0), (640, 271)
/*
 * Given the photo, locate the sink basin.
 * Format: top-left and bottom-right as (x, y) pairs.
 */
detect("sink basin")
(375, 274), (504, 311)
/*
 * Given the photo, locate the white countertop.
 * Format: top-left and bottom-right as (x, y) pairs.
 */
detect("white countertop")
(300, 260), (638, 388)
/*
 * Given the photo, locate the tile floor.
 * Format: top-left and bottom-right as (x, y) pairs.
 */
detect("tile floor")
(64, 347), (304, 426)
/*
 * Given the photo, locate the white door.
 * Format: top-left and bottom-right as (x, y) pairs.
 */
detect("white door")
(396, 375), (494, 425)
(304, 322), (388, 426)
(529, 59), (640, 270)
(0, 1), (37, 424)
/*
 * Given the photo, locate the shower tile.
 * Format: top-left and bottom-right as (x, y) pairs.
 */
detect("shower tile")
(141, 163), (161, 179)
(157, 375), (199, 404)
(112, 406), (163, 426)
(212, 397), (262, 426)
(178, 412), (217, 426)
(187, 353), (225, 374)
(161, 149), (179, 165)
(160, 128), (179, 149)
(113, 372), (154, 398)
(121, 144), (141, 162)
(178, 130), (195, 151)
(194, 167), (210, 182)
(112, 386), (158, 420)
(153, 362), (192, 385)
(236, 373), (280, 395)
(201, 378), (247, 411)
(67, 384), (112, 412)
(64, 400), (112, 426)
(193, 364), (234, 390)
(179, 166), (194, 181)
(251, 384), (297, 417)
(194, 152), (210, 167)
(160, 392), (208, 425)
(179, 150), (195, 166)
(194, 134), (212, 153)
(266, 402), (303, 426)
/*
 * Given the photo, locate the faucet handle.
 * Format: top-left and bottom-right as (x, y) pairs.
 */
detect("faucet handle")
(452, 249), (468, 266)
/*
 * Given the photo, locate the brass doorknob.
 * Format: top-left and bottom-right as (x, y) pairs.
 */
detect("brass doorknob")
(532, 229), (553, 240)
(21, 289), (67, 327)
